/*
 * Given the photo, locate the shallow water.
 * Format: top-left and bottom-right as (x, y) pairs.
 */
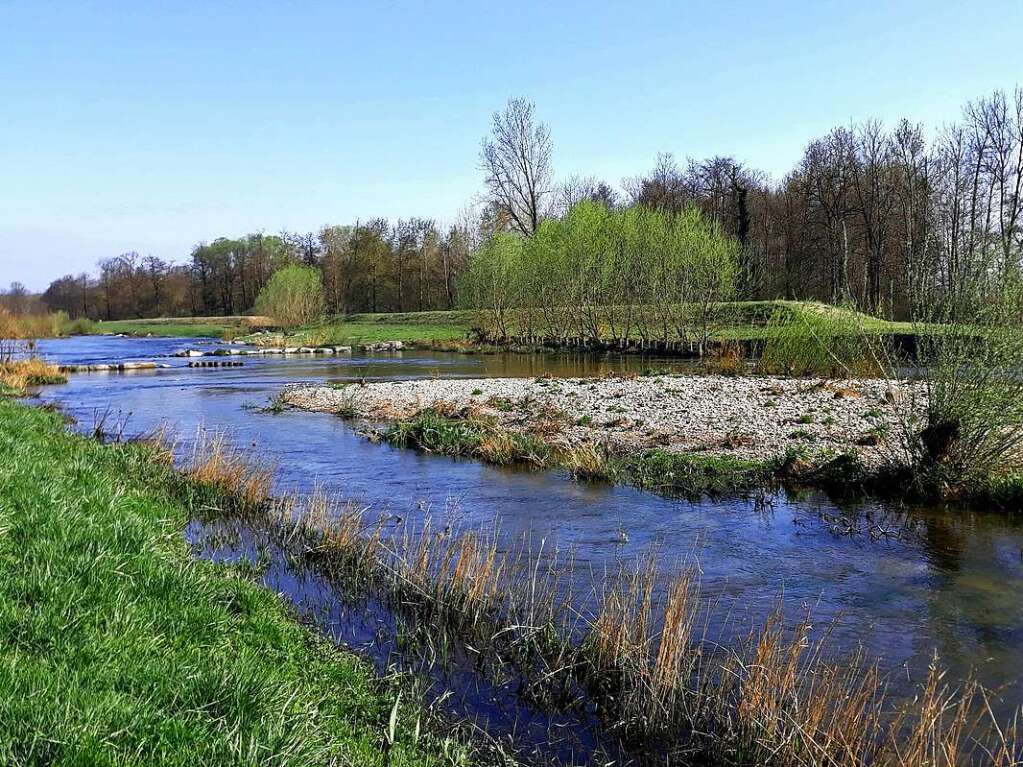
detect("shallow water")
(186, 516), (623, 764)
(32, 336), (1023, 737)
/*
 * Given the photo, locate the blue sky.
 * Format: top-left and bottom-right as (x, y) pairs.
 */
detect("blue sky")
(2, 1), (1021, 290)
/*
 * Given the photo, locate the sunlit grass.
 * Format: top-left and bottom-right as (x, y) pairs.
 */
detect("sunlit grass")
(0, 400), (472, 766)
(0, 357), (67, 395)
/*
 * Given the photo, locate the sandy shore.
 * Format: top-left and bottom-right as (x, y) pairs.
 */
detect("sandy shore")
(283, 374), (908, 466)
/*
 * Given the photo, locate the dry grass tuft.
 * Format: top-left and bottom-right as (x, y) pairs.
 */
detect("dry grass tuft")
(0, 356), (67, 393)
(0, 310), (68, 340)
(185, 428), (274, 508)
(131, 424), (177, 465)
(703, 341), (748, 376)
(563, 442), (611, 480)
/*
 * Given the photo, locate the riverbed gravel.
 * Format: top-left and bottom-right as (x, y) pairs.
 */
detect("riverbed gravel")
(284, 374), (912, 465)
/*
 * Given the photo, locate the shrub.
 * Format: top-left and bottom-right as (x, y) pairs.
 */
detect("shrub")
(255, 265), (325, 329)
(459, 202), (738, 346)
(892, 278), (1023, 492)
(759, 304), (882, 378)
(64, 316), (96, 335)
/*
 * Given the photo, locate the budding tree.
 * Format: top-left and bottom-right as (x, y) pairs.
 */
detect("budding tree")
(480, 97), (553, 236)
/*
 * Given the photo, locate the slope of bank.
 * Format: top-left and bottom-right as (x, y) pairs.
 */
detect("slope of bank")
(0, 399), (471, 766)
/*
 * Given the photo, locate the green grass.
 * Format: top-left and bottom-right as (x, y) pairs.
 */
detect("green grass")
(0, 399), (472, 766)
(385, 407), (554, 466)
(77, 301), (925, 350)
(313, 321), (468, 346)
(91, 317), (252, 338)
(701, 300), (916, 342)
(236, 312), (472, 348)
(610, 449), (776, 497)
(380, 407), (849, 499)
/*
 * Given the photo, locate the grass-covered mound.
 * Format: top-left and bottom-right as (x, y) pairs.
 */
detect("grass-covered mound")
(0, 400), (469, 766)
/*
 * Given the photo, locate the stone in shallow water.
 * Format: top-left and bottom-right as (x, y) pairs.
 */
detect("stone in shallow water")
(361, 340), (405, 352)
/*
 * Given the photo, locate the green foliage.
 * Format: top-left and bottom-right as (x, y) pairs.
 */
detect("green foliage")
(387, 409), (486, 453)
(458, 232), (524, 340)
(385, 407), (554, 466)
(63, 316), (96, 334)
(759, 304), (883, 377)
(462, 202), (739, 347)
(0, 400), (470, 765)
(611, 449), (773, 498)
(256, 265), (325, 329)
(900, 276), (1023, 489)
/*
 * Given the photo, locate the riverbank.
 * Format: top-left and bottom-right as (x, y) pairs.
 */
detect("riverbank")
(64, 394), (1014, 767)
(236, 310), (472, 349)
(0, 399), (473, 766)
(91, 315), (272, 338)
(283, 373), (906, 496)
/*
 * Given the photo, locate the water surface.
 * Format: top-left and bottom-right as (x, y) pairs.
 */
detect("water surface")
(33, 336), (1023, 732)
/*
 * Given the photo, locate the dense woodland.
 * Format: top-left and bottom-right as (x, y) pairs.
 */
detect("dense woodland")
(11, 85), (1021, 324)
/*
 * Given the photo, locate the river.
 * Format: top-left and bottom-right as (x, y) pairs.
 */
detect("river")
(30, 335), (1023, 761)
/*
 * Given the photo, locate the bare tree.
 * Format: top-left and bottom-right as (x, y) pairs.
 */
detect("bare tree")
(480, 97), (553, 236)
(850, 120), (898, 312)
(553, 175), (618, 215)
(625, 152), (689, 214)
(1, 282), (35, 315)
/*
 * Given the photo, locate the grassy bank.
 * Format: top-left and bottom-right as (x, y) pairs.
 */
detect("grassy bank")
(216, 412), (1022, 766)
(238, 311), (472, 348)
(90, 315), (271, 339)
(30, 301), (921, 357)
(231, 301), (920, 357)
(0, 399), (472, 766)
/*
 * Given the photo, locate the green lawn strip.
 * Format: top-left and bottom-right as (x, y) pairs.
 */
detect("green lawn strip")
(234, 320), (469, 349)
(0, 400), (472, 766)
(312, 321), (469, 345)
(91, 320), (242, 338)
(89, 301), (934, 350)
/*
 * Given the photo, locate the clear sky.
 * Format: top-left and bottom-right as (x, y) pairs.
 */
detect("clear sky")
(2, 0), (1021, 291)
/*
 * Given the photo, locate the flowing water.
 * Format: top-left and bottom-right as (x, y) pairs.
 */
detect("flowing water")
(30, 335), (1023, 761)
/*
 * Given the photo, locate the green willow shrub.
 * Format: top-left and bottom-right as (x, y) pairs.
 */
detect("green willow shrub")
(255, 264), (325, 329)
(459, 232), (524, 340)
(897, 278), (1023, 490)
(462, 201), (738, 347)
(759, 304), (882, 378)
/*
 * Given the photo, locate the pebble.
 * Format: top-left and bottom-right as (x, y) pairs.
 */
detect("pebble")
(283, 375), (911, 465)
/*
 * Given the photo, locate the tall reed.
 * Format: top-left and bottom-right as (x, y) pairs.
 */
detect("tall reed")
(174, 429), (1023, 765)
(185, 427), (275, 509)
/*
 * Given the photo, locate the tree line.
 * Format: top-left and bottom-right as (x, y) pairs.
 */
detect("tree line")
(41, 223), (475, 321)
(37, 85), (1022, 324)
(617, 88), (1023, 318)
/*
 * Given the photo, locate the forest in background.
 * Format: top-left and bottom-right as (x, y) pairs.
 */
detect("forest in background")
(3, 84), (1020, 325)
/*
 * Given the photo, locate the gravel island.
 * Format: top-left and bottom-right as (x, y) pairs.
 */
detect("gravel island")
(283, 375), (907, 466)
